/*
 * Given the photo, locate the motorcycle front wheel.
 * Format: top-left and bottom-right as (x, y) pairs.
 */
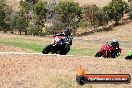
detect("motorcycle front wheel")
(95, 52), (102, 57)
(42, 45), (52, 54)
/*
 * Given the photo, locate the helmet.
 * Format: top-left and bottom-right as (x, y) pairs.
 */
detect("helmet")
(113, 39), (118, 42)
(64, 27), (71, 36)
(64, 27), (70, 32)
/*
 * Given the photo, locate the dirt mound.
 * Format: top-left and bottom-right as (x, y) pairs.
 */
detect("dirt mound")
(0, 53), (132, 88)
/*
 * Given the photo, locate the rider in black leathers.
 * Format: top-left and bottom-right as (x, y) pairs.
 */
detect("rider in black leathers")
(110, 39), (119, 49)
(54, 27), (72, 54)
(55, 27), (73, 45)
(63, 27), (73, 45)
(110, 39), (120, 57)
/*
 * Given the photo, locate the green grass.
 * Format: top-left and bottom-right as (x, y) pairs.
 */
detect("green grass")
(68, 48), (98, 56)
(0, 38), (44, 53)
(0, 37), (98, 56)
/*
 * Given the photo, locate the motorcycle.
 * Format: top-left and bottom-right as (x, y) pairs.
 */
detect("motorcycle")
(42, 33), (73, 55)
(125, 50), (132, 60)
(95, 43), (122, 58)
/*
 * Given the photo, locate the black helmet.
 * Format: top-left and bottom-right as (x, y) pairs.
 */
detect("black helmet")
(64, 27), (70, 32)
(64, 27), (71, 36)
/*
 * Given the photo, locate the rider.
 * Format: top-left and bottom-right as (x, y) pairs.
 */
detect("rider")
(63, 27), (72, 45)
(57, 27), (72, 45)
(110, 39), (119, 49)
(128, 49), (132, 57)
(110, 39), (120, 58)
(55, 27), (72, 36)
(53, 27), (72, 46)
(63, 27), (72, 36)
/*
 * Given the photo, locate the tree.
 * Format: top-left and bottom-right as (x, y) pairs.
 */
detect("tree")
(82, 4), (108, 29)
(31, 1), (47, 36)
(0, 7), (5, 30)
(3, 5), (13, 32)
(55, 1), (82, 31)
(33, 1), (47, 21)
(95, 10), (109, 26)
(0, 0), (5, 8)
(12, 11), (29, 35)
(28, 14), (44, 36)
(103, 0), (129, 26)
(0, 0), (6, 30)
(128, 0), (132, 19)
(0, 0), (13, 32)
(19, 0), (33, 35)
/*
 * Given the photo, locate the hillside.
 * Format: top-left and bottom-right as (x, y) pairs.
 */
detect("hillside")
(0, 0), (132, 88)
(74, 0), (128, 7)
(0, 22), (132, 56)
(0, 21), (132, 88)
(6, 0), (129, 11)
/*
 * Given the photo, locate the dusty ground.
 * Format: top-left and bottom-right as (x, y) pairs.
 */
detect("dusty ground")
(0, 45), (31, 52)
(0, 53), (132, 88)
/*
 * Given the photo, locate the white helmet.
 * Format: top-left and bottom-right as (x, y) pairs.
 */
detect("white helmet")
(113, 39), (118, 42)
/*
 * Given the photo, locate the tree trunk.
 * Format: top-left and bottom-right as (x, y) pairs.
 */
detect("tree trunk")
(115, 16), (119, 26)
(19, 30), (22, 35)
(115, 20), (119, 26)
(24, 29), (27, 35)
(10, 31), (14, 34)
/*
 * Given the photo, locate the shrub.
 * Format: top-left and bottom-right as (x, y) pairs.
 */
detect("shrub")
(55, 1), (82, 31)
(103, 0), (129, 26)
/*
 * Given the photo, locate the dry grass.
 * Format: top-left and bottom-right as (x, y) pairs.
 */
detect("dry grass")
(74, 0), (128, 7)
(0, 54), (132, 88)
(6, 0), (21, 11)
(0, 45), (32, 52)
(74, 0), (110, 7)
(5, 0), (129, 12)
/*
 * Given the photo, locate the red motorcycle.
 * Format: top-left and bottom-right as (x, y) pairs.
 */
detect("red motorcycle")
(95, 43), (122, 58)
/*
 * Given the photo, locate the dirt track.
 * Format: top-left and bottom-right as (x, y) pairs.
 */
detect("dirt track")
(0, 52), (132, 88)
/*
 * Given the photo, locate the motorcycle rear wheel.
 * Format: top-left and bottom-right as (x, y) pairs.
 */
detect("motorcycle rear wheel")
(59, 45), (70, 55)
(111, 49), (120, 58)
(125, 56), (132, 60)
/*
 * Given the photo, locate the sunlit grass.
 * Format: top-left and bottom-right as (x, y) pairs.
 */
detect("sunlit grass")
(0, 37), (98, 56)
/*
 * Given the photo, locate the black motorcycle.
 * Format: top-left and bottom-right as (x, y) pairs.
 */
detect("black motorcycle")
(42, 34), (72, 55)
